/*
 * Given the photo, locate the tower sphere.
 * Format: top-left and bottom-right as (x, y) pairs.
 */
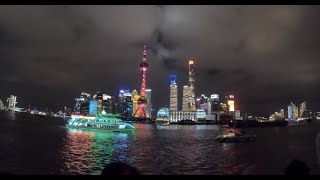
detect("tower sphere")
(137, 96), (147, 105)
(140, 62), (149, 69)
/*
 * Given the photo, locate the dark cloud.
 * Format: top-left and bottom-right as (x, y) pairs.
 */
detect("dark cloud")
(206, 68), (223, 76)
(0, 5), (320, 115)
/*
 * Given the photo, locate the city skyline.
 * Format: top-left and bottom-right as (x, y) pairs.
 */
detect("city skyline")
(1, 5), (320, 115)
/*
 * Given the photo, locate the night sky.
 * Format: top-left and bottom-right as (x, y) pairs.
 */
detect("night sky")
(1, 5), (320, 116)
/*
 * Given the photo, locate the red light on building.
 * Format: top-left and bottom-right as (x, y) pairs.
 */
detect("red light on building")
(229, 95), (234, 99)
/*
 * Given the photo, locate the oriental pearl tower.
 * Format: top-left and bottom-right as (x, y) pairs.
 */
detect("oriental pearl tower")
(135, 38), (148, 118)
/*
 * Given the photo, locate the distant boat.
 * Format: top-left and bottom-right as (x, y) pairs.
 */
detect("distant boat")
(215, 131), (256, 143)
(228, 119), (288, 128)
(66, 114), (135, 132)
(160, 122), (170, 126)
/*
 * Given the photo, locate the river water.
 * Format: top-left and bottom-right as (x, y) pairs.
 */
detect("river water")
(0, 111), (319, 175)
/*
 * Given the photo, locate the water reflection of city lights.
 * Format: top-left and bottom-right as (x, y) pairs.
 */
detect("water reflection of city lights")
(61, 128), (135, 175)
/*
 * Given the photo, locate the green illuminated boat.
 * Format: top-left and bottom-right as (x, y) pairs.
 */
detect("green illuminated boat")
(66, 114), (135, 132)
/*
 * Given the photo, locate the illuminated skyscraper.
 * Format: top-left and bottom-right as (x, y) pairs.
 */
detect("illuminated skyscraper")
(0, 99), (4, 110)
(118, 89), (131, 115)
(124, 96), (133, 118)
(74, 92), (90, 114)
(182, 85), (192, 111)
(89, 100), (98, 115)
(182, 59), (196, 111)
(293, 103), (299, 118)
(145, 89), (152, 118)
(288, 102), (299, 119)
(188, 59), (196, 111)
(280, 109), (285, 119)
(7, 95), (17, 111)
(135, 38), (149, 118)
(131, 90), (141, 117)
(169, 75), (178, 111)
(199, 94), (210, 114)
(221, 103), (228, 114)
(210, 94), (220, 112)
(96, 92), (103, 114)
(288, 104), (293, 119)
(299, 101), (307, 117)
(102, 94), (112, 114)
(227, 95), (235, 112)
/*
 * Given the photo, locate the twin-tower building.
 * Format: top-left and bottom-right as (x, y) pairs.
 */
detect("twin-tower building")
(169, 59), (196, 112)
(165, 59), (204, 122)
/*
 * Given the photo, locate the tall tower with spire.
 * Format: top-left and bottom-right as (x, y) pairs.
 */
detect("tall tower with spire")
(133, 38), (149, 118)
(140, 38), (148, 97)
(188, 59), (196, 111)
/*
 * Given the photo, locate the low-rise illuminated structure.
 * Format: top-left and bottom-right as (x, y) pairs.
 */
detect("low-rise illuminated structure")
(169, 111), (196, 122)
(156, 107), (170, 122)
(0, 100), (4, 110)
(7, 95), (17, 111)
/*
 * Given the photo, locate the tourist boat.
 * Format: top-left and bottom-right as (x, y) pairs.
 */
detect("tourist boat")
(66, 114), (135, 132)
(160, 121), (170, 126)
(215, 131), (256, 143)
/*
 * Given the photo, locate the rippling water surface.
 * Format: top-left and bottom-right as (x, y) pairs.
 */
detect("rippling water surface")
(0, 111), (319, 175)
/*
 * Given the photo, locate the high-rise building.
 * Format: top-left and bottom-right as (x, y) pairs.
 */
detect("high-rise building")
(95, 92), (103, 114)
(280, 109), (285, 119)
(211, 94), (219, 101)
(124, 95), (133, 118)
(210, 94), (220, 112)
(288, 102), (299, 119)
(235, 110), (241, 120)
(96, 92), (103, 100)
(136, 38), (149, 118)
(89, 100), (98, 115)
(182, 59), (197, 111)
(182, 85), (192, 111)
(227, 95), (235, 112)
(288, 104), (293, 119)
(0, 99), (4, 110)
(196, 97), (201, 109)
(102, 94), (112, 114)
(131, 90), (141, 117)
(299, 101), (307, 117)
(145, 89), (152, 118)
(118, 89), (126, 113)
(7, 95), (17, 111)
(74, 92), (90, 114)
(188, 59), (196, 111)
(221, 103), (228, 114)
(169, 75), (178, 111)
(118, 89), (131, 115)
(199, 94), (211, 114)
(293, 104), (299, 119)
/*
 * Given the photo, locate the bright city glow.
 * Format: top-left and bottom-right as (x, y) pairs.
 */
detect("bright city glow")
(228, 100), (235, 111)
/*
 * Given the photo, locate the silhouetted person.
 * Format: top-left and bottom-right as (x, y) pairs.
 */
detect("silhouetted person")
(316, 132), (320, 166)
(284, 160), (309, 175)
(0, 172), (13, 175)
(101, 162), (140, 176)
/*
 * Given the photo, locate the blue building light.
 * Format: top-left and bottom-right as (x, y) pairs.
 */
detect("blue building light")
(89, 100), (98, 115)
(169, 74), (177, 85)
